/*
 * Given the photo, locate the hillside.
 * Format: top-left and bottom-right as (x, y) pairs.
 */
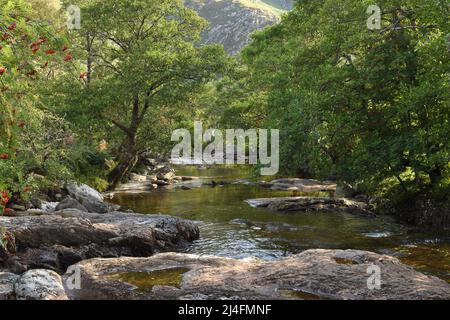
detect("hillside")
(186, 0), (291, 55)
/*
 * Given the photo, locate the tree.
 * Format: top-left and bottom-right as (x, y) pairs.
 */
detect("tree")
(232, 0), (449, 195)
(0, 0), (70, 213)
(59, 0), (230, 188)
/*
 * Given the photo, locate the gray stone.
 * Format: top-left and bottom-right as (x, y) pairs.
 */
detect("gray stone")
(0, 272), (19, 300)
(65, 182), (109, 213)
(15, 269), (68, 300)
(55, 197), (88, 212)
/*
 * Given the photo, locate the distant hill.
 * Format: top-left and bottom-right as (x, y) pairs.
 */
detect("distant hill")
(186, 0), (294, 55)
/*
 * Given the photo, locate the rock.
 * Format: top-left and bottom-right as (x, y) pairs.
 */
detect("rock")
(55, 197), (88, 212)
(129, 173), (147, 182)
(114, 182), (158, 192)
(54, 193), (63, 202)
(0, 272), (20, 300)
(76, 194), (109, 213)
(64, 182), (109, 213)
(246, 197), (374, 216)
(15, 269), (68, 300)
(157, 170), (176, 181)
(41, 201), (58, 212)
(3, 257), (27, 274)
(10, 204), (26, 211)
(64, 250), (450, 300)
(29, 198), (42, 209)
(1, 211), (199, 272)
(269, 178), (336, 192)
(155, 180), (170, 186)
(263, 222), (298, 232)
(65, 182), (104, 203)
(180, 186), (192, 191)
(335, 182), (358, 198)
(229, 219), (256, 228)
(181, 176), (199, 181)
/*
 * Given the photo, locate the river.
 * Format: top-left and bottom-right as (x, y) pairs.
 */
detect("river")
(111, 166), (450, 283)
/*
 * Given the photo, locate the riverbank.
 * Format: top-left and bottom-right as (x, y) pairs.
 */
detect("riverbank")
(1, 166), (449, 300)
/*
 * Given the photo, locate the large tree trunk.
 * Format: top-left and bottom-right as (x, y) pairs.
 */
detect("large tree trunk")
(108, 134), (139, 189)
(107, 95), (147, 189)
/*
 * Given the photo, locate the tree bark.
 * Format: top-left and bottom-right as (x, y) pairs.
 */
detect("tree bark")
(107, 134), (139, 189)
(107, 95), (142, 189)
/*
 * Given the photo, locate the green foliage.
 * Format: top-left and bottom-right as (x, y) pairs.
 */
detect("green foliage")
(218, 0), (450, 199)
(0, 0), (71, 209)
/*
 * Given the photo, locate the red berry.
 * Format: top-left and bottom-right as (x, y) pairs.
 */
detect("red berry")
(7, 22), (16, 30)
(0, 67), (6, 75)
(0, 153), (9, 160)
(45, 49), (56, 55)
(64, 54), (73, 62)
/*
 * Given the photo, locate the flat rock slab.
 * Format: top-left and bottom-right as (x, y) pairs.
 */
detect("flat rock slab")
(64, 250), (450, 300)
(0, 210), (199, 272)
(269, 179), (336, 192)
(246, 197), (374, 216)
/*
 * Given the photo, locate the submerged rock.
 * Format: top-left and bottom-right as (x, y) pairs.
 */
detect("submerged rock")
(246, 197), (374, 216)
(64, 250), (450, 300)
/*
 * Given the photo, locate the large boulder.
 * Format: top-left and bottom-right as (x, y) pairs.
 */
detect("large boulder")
(15, 269), (68, 300)
(55, 197), (88, 212)
(246, 197), (374, 216)
(65, 182), (109, 213)
(0, 210), (199, 272)
(0, 272), (20, 300)
(64, 250), (450, 300)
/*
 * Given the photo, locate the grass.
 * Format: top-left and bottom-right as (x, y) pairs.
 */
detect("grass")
(237, 0), (288, 15)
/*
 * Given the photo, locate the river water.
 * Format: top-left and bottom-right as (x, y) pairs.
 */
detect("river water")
(111, 166), (450, 282)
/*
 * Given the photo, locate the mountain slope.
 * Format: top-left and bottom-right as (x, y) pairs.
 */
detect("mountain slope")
(186, 0), (287, 55)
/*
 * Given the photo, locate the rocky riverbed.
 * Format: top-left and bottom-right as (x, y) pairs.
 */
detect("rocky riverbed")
(1, 171), (449, 300)
(2, 250), (449, 300)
